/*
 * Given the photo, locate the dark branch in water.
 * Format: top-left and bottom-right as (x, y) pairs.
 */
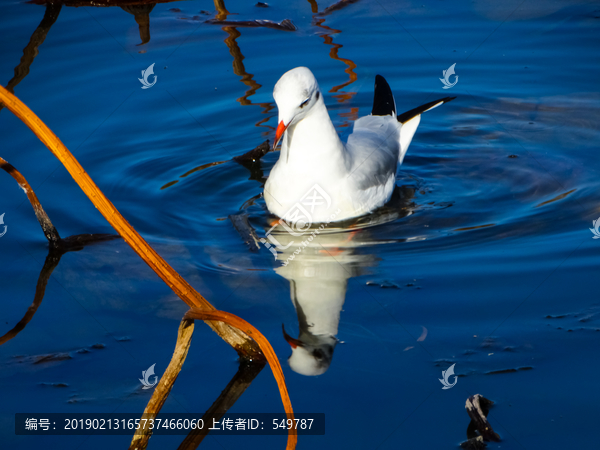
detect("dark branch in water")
(315, 0), (360, 17)
(461, 394), (501, 448)
(0, 157), (119, 250)
(229, 213), (261, 252)
(0, 3), (61, 111)
(0, 157), (121, 346)
(0, 248), (60, 346)
(232, 140), (271, 182)
(232, 140), (271, 164)
(177, 360), (266, 449)
(0, 157), (60, 244)
(206, 18), (297, 31)
(129, 316), (267, 450)
(29, 0), (177, 6)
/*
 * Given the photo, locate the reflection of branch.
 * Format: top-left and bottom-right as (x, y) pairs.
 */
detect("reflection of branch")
(0, 233), (117, 346)
(130, 318), (195, 450)
(0, 3), (61, 111)
(0, 156), (119, 345)
(30, 0), (177, 5)
(221, 27), (275, 132)
(121, 4), (156, 46)
(177, 360), (266, 450)
(0, 248), (60, 346)
(129, 316), (267, 450)
(184, 309), (297, 449)
(313, 18), (357, 103)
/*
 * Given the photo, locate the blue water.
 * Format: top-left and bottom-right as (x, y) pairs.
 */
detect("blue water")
(1, 0), (599, 449)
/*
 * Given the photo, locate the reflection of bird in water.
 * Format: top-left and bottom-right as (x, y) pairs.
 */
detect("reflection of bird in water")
(276, 229), (373, 376)
(274, 187), (415, 376)
(265, 67), (454, 224)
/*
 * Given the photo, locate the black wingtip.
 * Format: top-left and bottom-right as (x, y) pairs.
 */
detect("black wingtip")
(372, 75), (396, 116)
(397, 96), (456, 124)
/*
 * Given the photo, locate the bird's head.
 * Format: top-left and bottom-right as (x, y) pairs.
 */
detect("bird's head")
(272, 67), (321, 150)
(282, 324), (336, 376)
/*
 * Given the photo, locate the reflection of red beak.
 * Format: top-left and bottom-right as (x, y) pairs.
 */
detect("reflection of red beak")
(273, 121), (288, 150)
(282, 324), (303, 349)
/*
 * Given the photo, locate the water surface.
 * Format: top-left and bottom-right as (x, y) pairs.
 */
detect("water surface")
(1, 0), (599, 449)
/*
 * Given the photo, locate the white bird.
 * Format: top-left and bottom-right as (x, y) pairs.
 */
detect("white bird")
(264, 67), (454, 224)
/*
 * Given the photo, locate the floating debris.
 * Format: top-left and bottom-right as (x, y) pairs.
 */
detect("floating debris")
(461, 394), (500, 448)
(366, 280), (400, 289)
(486, 366), (533, 375)
(33, 353), (72, 365)
(206, 18), (297, 31)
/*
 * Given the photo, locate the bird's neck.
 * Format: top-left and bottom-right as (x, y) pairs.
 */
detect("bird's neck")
(281, 97), (346, 168)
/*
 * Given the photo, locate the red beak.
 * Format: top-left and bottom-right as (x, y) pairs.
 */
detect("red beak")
(282, 324), (303, 349)
(274, 121), (288, 150)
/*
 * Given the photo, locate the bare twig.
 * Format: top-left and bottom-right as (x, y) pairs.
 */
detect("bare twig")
(464, 394), (500, 443)
(129, 318), (195, 449)
(0, 157), (60, 245)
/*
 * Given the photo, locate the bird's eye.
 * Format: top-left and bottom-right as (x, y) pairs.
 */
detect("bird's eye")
(299, 98), (310, 109)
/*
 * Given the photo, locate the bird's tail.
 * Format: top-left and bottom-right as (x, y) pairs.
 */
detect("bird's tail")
(371, 75), (396, 116)
(398, 96), (455, 163)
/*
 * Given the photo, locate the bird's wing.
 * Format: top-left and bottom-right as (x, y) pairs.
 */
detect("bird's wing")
(344, 115), (400, 211)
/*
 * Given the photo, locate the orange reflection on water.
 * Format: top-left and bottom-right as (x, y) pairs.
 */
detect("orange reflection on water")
(222, 26), (275, 134)
(313, 17), (358, 104)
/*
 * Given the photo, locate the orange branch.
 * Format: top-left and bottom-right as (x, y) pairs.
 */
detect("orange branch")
(0, 84), (261, 359)
(185, 308), (297, 449)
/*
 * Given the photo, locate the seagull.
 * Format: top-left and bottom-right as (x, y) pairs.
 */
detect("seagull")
(264, 67), (454, 224)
